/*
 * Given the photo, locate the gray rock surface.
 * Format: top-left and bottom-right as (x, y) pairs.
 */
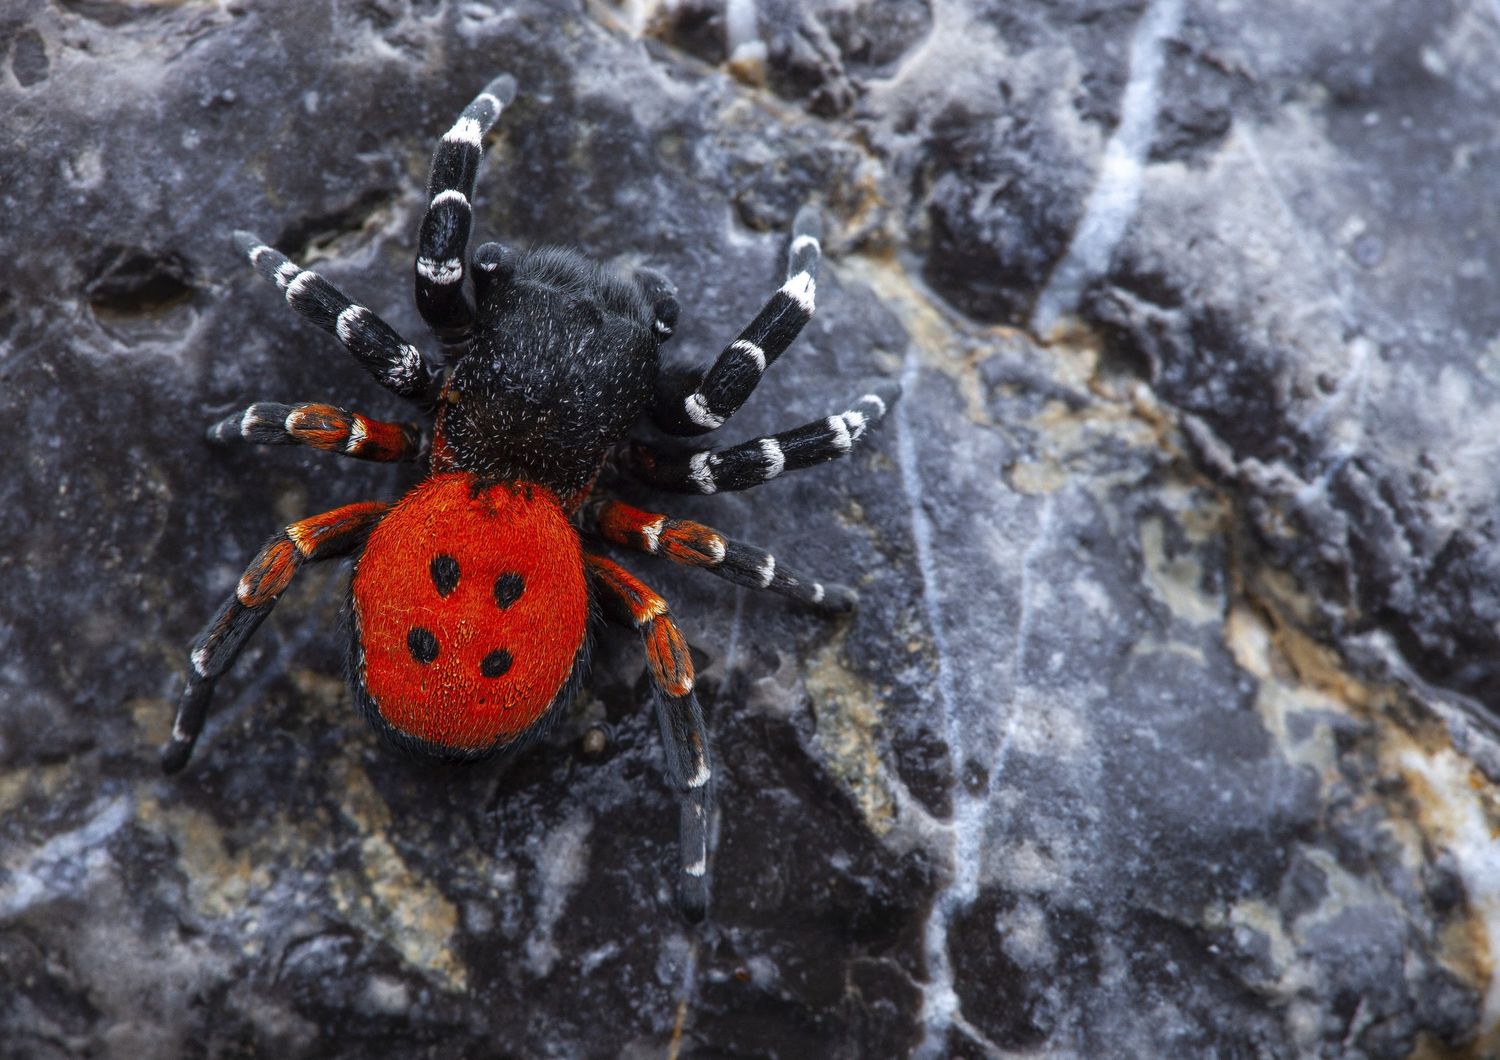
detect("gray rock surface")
(3, 0), (1500, 1056)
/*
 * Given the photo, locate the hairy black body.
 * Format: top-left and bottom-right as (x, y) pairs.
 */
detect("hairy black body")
(437, 247), (661, 495)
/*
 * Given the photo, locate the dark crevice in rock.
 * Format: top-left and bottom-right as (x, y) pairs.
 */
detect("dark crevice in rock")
(273, 185), (401, 264)
(57, 0), (179, 28)
(84, 245), (196, 316)
(9, 27), (47, 86)
(758, 2), (860, 117)
(644, 0), (729, 65)
(912, 98), (1089, 325)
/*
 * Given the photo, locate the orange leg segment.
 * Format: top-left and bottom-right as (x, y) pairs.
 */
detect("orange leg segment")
(208, 402), (423, 463)
(585, 553), (712, 919)
(591, 498), (856, 612)
(163, 501), (390, 774)
(585, 553), (693, 697)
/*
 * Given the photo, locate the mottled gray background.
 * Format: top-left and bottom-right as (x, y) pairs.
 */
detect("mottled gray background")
(3, 0), (1500, 1057)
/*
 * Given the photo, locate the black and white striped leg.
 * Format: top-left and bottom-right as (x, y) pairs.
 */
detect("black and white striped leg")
(627, 383), (898, 495)
(585, 554), (712, 920)
(207, 402), (424, 462)
(233, 233), (435, 403)
(652, 205), (823, 435)
(416, 74), (517, 342)
(591, 498), (857, 611)
(162, 502), (389, 774)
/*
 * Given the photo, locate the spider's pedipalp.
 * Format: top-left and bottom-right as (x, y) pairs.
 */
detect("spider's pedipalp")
(233, 232), (434, 403)
(417, 75), (517, 343)
(633, 267), (680, 341)
(591, 499), (856, 611)
(470, 241), (517, 308)
(651, 207), (824, 436)
(586, 554), (712, 920)
(627, 382), (898, 495)
(207, 401), (423, 462)
(163, 502), (389, 774)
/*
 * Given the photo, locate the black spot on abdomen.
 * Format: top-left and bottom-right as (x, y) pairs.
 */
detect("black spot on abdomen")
(494, 573), (525, 609)
(430, 554), (460, 596)
(408, 627), (440, 664)
(480, 649), (513, 678)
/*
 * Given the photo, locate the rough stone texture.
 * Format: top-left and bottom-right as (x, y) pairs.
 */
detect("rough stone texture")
(3, 1), (1500, 1057)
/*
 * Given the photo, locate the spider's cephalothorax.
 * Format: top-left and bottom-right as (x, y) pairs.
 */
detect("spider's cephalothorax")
(165, 75), (897, 919)
(431, 247), (664, 494)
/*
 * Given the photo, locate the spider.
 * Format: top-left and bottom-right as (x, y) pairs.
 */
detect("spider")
(164, 74), (897, 919)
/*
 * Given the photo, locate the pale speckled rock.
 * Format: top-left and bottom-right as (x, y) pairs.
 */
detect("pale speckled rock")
(2, 1), (1499, 1057)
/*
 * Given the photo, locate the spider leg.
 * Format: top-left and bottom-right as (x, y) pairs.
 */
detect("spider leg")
(232, 233), (436, 405)
(589, 499), (856, 612)
(651, 206), (822, 435)
(585, 554), (712, 921)
(416, 74), (517, 343)
(626, 382), (898, 495)
(162, 501), (390, 774)
(207, 402), (424, 463)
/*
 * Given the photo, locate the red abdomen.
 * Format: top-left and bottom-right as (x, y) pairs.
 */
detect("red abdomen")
(349, 472), (588, 756)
